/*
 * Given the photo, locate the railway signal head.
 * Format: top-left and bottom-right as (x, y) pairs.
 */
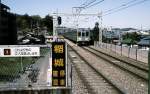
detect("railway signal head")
(57, 16), (62, 25)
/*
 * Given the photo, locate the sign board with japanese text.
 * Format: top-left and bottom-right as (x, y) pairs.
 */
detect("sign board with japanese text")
(0, 47), (40, 57)
(52, 42), (66, 87)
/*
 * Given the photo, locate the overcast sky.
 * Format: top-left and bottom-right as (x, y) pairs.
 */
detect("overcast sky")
(2, 0), (150, 29)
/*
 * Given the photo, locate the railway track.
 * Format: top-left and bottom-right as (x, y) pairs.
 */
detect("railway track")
(83, 46), (148, 81)
(68, 46), (122, 94)
(68, 48), (89, 94)
(65, 39), (148, 94)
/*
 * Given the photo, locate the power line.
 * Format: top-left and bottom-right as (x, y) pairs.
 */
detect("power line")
(104, 0), (140, 13)
(103, 0), (149, 16)
(80, 0), (90, 6)
(81, 0), (97, 8)
(79, 0), (104, 9)
(85, 0), (104, 9)
(105, 0), (138, 13)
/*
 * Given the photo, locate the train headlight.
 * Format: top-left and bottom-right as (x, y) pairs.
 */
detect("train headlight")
(78, 37), (82, 41)
(85, 38), (89, 41)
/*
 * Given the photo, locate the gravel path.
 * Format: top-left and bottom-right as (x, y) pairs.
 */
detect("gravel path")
(72, 64), (89, 94)
(68, 49), (89, 94)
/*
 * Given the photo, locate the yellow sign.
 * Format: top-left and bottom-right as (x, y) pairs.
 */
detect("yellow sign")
(54, 59), (64, 67)
(54, 45), (64, 53)
(52, 42), (66, 87)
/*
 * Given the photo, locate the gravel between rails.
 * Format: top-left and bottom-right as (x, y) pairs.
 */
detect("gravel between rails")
(65, 39), (148, 94)
(68, 47), (121, 94)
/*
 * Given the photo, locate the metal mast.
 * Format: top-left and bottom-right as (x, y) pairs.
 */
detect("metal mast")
(98, 11), (103, 43)
(72, 7), (84, 45)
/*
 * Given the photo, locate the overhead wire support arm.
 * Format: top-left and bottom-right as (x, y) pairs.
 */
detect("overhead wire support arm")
(51, 13), (101, 16)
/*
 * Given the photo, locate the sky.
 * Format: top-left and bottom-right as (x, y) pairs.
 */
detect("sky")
(2, 0), (150, 29)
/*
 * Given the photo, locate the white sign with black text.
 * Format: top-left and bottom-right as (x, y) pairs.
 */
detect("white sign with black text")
(0, 47), (40, 57)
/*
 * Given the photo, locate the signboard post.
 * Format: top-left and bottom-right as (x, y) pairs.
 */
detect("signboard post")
(52, 42), (66, 87)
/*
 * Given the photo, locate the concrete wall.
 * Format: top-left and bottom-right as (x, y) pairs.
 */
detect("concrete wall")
(94, 41), (148, 63)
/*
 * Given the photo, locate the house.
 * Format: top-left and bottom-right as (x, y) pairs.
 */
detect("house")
(137, 35), (150, 49)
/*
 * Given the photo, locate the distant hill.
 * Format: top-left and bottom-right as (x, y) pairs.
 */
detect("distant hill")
(120, 28), (137, 31)
(111, 28), (137, 31)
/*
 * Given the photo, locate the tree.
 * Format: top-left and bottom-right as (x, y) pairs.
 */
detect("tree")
(31, 15), (42, 28)
(95, 22), (99, 28)
(16, 14), (32, 31)
(41, 15), (53, 34)
(122, 32), (141, 45)
(16, 14), (53, 35)
(91, 22), (99, 41)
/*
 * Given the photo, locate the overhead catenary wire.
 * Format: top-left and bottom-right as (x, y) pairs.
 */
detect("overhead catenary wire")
(69, 0), (148, 28)
(85, 0), (104, 9)
(104, 0), (140, 13)
(80, 0), (91, 6)
(80, 0), (97, 8)
(79, 0), (104, 10)
(71, 0), (104, 29)
(78, 0), (148, 16)
(103, 0), (149, 16)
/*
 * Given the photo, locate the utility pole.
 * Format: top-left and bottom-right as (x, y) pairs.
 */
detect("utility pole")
(0, 0), (1, 32)
(98, 11), (103, 43)
(110, 26), (113, 44)
(52, 16), (57, 41)
(141, 24), (143, 31)
(53, 13), (55, 37)
(56, 9), (58, 36)
(52, 10), (59, 41)
(72, 7), (84, 45)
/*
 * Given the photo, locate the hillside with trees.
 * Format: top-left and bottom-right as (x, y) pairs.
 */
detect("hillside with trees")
(16, 14), (53, 35)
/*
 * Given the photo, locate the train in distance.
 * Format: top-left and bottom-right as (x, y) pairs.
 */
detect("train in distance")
(60, 28), (93, 46)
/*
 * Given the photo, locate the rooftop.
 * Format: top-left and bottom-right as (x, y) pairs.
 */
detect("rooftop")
(137, 36), (150, 46)
(0, 3), (10, 10)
